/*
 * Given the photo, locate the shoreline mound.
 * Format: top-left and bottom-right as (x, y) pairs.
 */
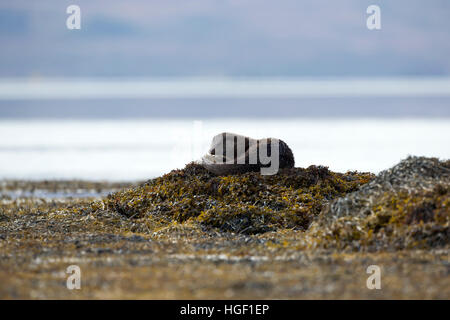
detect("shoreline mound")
(306, 156), (450, 251)
(98, 164), (373, 234)
(90, 156), (449, 251)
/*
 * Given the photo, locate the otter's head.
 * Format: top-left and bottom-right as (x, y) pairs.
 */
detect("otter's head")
(278, 139), (295, 169)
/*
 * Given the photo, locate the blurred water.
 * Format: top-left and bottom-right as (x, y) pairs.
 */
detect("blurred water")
(1, 78), (450, 99)
(0, 118), (449, 181)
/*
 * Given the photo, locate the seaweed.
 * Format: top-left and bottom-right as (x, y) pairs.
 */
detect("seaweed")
(91, 157), (449, 251)
(0, 157), (449, 299)
(97, 162), (373, 234)
(305, 157), (450, 251)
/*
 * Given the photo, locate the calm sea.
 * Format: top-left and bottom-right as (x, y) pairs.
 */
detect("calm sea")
(0, 78), (449, 180)
(0, 118), (448, 181)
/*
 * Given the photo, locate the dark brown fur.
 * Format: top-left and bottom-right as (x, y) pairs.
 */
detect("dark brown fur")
(202, 133), (295, 175)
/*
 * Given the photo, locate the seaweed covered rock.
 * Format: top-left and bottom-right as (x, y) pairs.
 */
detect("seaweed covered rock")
(306, 156), (450, 251)
(98, 163), (373, 234)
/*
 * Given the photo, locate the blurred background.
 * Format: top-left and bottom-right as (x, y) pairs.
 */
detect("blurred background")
(0, 0), (449, 180)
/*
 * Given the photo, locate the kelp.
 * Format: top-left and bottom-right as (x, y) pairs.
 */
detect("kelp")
(93, 157), (449, 250)
(305, 157), (450, 250)
(98, 163), (373, 234)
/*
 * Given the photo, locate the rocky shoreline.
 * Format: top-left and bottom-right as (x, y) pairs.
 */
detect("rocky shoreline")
(94, 156), (448, 251)
(0, 156), (448, 299)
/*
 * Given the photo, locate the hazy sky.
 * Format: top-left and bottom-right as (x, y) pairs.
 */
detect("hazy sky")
(1, 0), (449, 77)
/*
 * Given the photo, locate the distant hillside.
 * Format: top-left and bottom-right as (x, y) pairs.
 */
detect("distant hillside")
(1, 0), (449, 77)
(1, 96), (450, 118)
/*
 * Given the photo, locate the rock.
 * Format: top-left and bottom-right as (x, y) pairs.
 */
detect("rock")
(306, 156), (450, 250)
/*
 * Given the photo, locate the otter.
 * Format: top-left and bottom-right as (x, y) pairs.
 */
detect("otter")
(201, 132), (295, 175)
